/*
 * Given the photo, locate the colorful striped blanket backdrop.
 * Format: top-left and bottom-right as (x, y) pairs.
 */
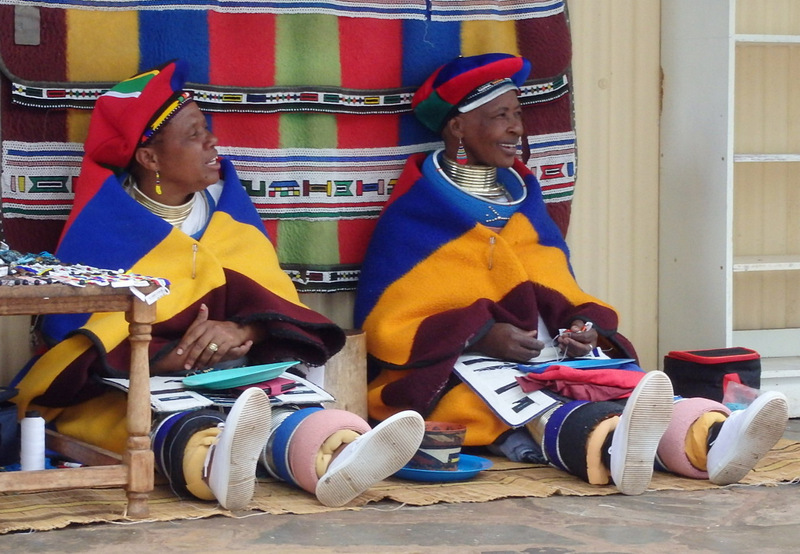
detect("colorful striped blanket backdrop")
(0, 0), (575, 292)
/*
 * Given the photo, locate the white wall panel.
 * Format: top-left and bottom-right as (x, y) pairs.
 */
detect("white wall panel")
(568, 0), (662, 367)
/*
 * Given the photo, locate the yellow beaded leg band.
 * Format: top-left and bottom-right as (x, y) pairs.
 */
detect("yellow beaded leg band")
(586, 416), (619, 485)
(315, 429), (361, 478)
(685, 411), (728, 471)
(183, 427), (221, 501)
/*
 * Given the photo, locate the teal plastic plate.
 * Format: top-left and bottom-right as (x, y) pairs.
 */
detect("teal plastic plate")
(182, 361), (299, 390)
(393, 454), (493, 482)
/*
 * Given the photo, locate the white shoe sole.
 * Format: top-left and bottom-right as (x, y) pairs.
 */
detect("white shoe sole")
(708, 391), (789, 485)
(610, 371), (674, 495)
(208, 388), (272, 510)
(315, 410), (425, 507)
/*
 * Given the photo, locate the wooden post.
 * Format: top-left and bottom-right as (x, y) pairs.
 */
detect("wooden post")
(324, 330), (368, 419)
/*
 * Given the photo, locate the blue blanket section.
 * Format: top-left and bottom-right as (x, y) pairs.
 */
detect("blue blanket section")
(58, 176), (172, 270)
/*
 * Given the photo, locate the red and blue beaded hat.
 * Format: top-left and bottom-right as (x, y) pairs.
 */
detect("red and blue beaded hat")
(412, 53), (532, 133)
(83, 59), (193, 170)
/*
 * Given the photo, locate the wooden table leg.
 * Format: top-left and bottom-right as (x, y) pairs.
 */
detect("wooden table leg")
(123, 297), (156, 518)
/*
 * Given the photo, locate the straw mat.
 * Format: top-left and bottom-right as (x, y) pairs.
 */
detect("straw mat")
(2, 439), (798, 534)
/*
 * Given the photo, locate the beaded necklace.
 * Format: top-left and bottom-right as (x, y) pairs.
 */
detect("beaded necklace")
(130, 182), (195, 227)
(441, 155), (511, 202)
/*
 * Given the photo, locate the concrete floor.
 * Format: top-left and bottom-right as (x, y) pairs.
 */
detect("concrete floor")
(4, 421), (800, 554)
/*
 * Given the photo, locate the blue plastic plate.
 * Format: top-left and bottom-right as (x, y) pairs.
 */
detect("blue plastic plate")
(393, 454), (493, 482)
(518, 358), (637, 373)
(182, 361), (299, 390)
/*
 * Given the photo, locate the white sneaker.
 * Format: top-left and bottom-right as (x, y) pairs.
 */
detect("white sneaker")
(707, 390), (789, 485)
(315, 410), (425, 507)
(206, 387), (272, 510)
(610, 371), (674, 495)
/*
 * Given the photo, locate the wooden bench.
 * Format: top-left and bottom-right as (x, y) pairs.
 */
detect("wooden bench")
(0, 284), (157, 518)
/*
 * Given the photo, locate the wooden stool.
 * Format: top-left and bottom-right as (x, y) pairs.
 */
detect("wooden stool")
(323, 330), (368, 419)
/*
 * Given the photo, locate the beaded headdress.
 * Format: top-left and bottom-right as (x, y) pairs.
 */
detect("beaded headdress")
(83, 59), (191, 169)
(411, 53), (531, 133)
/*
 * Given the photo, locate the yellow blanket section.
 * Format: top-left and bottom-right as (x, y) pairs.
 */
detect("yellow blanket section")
(370, 378), (509, 446)
(363, 213), (616, 366)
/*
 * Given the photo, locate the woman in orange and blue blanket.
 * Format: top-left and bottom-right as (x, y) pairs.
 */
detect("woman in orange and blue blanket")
(13, 60), (423, 510)
(355, 53), (788, 495)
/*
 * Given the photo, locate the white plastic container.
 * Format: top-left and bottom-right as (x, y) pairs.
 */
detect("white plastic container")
(20, 410), (45, 471)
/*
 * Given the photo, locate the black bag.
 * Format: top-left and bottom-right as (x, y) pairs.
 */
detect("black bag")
(0, 387), (20, 466)
(663, 347), (761, 402)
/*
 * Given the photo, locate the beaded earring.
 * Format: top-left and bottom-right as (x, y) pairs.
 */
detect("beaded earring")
(456, 138), (468, 165)
(155, 170), (162, 195)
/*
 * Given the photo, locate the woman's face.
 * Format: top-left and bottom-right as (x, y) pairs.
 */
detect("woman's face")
(456, 90), (524, 168)
(149, 102), (220, 197)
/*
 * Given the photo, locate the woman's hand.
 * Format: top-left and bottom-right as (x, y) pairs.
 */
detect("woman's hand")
(174, 304), (262, 370)
(471, 322), (544, 362)
(555, 320), (597, 358)
(151, 304), (264, 373)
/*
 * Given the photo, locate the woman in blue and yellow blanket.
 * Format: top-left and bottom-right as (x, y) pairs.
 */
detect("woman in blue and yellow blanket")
(355, 53), (788, 495)
(13, 60), (424, 511)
